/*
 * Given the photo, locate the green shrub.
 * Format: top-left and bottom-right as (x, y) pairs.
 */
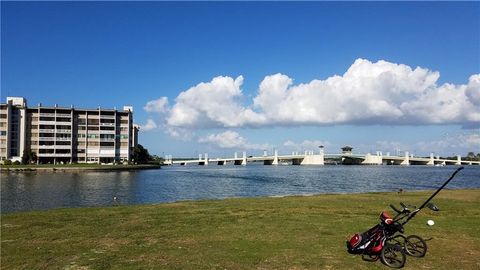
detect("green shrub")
(13, 160), (21, 165)
(3, 159), (12, 165)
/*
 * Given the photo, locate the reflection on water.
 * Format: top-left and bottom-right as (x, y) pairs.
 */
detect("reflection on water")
(1, 165), (479, 213)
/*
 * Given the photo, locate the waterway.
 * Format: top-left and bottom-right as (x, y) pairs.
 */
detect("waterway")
(1, 165), (479, 213)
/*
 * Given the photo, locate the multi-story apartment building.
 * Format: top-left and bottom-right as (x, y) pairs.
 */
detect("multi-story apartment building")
(0, 97), (27, 162)
(0, 97), (139, 164)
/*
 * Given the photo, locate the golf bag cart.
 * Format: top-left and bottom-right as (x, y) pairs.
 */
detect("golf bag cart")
(346, 167), (464, 268)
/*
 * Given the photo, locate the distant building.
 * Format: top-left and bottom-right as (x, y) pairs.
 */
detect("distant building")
(0, 97), (139, 164)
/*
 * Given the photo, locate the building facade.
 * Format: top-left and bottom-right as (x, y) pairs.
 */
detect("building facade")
(0, 97), (139, 164)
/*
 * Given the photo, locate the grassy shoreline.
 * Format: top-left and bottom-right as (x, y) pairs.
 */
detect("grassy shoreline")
(0, 163), (161, 172)
(2, 189), (479, 269)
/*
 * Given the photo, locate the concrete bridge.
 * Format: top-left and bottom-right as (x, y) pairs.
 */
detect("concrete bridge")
(163, 150), (480, 166)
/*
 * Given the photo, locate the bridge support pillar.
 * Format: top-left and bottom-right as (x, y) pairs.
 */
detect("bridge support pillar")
(427, 153), (434, 165)
(400, 151), (410, 165)
(242, 151), (247, 166)
(301, 152), (325, 165)
(204, 153), (208, 166)
(272, 150), (279, 165)
(361, 153), (382, 165)
(456, 155), (461, 165)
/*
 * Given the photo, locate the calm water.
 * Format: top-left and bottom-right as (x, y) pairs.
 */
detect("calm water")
(1, 165), (479, 213)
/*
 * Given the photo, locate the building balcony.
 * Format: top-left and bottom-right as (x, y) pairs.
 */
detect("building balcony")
(100, 115), (115, 119)
(39, 137), (55, 141)
(56, 129), (72, 133)
(54, 153), (72, 157)
(55, 120), (72, 124)
(100, 123), (115, 126)
(99, 130), (116, 134)
(38, 121), (56, 125)
(56, 137), (71, 141)
(39, 113), (55, 117)
(38, 153), (55, 157)
(56, 113), (71, 117)
(38, 145), (56, 149)
(39, 129), (55, 133)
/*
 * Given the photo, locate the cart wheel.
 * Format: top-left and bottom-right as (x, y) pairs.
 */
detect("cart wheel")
(404, 235), (427, 257)
(380, 243), (406, 268)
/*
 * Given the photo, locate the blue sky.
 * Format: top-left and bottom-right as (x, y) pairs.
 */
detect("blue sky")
(2, 2), (479, 157)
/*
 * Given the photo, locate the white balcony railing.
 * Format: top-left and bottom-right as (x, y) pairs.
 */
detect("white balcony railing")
(39, 113), (55, 117)
(56, 129), (72, 133)
(100, 123), (115, 126)
(100, 115), (115, 119)
(39, 121), (56, 125)
(39, 137), (55, 141)
(38, 153), (55, 157)
(56, 113), (71, 117)
(39, 129), (55, 133)
(55, 145), (72, 149)
(38, 145), (56, 149)
(54, 153), (71, 157)
(55, 120), (72, 124)
(38, 145), (71, 149)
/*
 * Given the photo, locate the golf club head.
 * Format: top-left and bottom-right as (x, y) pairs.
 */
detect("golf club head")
(426, 202), (440, 211)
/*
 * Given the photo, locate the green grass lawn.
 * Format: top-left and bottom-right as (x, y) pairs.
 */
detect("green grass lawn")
(1, 189), (479, 269)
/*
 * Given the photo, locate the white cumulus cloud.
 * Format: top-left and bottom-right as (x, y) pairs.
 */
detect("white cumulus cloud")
(143, 58), (480, 136)
(198, 130), (269, 150)
(283, 139), (331, 151)
(415, 133), (480, 155)
(143, 97), (169, 113)
(166, 75), (262, 128)
(140, 119), (157, 131)
(373, 133), (480, 156)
